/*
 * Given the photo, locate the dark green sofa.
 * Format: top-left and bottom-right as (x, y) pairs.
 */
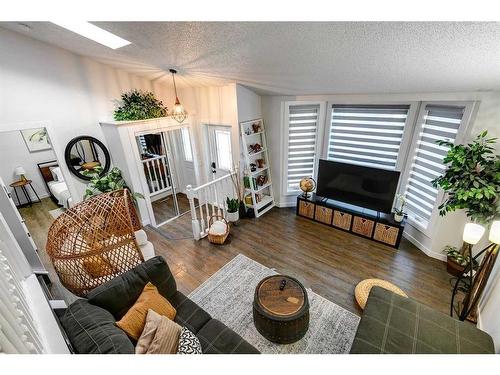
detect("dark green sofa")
(60, 256), (259, 354)
(350, 286), (495, 354)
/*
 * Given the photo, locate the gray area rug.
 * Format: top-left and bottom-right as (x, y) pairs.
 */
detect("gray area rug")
(189, 254), (360, 354)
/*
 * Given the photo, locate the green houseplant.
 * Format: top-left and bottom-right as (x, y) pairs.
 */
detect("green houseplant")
(82, 166), (144, 202)
(432, 131), (499, 270)
(226, 197), (240, 222)
(114, 89), (168, 121)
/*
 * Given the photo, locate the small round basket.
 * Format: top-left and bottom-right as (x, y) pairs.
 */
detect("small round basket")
(207, 215), (230, 245)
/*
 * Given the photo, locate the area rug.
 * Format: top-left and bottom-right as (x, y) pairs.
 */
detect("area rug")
(189, 254), (360, 354)
(48, 208), (65, 219)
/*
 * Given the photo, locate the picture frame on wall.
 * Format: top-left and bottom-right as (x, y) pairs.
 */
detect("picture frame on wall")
(20, 127), (52, 152)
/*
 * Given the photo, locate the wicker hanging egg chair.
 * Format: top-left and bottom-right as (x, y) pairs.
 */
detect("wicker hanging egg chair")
(46, 189), (144, 297)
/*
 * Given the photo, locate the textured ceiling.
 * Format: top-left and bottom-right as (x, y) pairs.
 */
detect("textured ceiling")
(2, 22), (500, 95)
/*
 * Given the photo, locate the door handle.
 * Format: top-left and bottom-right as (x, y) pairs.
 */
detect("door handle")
(211, 162), (216, 173)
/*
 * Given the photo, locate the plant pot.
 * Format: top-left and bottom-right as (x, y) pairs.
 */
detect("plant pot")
(447, 256), (466, 277)
(226, 211), (239, 223)
(394, 213), (404, 223)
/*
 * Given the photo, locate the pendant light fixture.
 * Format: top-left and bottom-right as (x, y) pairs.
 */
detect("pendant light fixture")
(169, 68), (188, 123)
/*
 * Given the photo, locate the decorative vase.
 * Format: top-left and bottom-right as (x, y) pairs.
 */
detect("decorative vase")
(394, 213), (404, 223)
(239, 201), (247, 219)
(227, 211), (239, 223)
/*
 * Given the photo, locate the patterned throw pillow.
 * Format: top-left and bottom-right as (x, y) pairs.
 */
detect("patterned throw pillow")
(177, 327), (202, 354)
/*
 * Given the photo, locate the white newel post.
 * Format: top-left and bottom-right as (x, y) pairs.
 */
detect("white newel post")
(186, 185), (201, 240)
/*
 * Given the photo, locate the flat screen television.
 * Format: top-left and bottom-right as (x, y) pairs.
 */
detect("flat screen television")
(315, 159), (400, 213)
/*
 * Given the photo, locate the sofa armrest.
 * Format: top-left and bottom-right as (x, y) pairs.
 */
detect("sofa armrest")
(87, 256), (177, 319)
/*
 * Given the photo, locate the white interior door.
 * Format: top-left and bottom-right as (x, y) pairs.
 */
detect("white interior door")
(207, 125), (233, 180)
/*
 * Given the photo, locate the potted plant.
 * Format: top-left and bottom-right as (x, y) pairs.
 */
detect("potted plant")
(443, 245), (479, 277)
(82, 166), (144, 202)
(114, 89), (168, 121)
(432, 131), (499, 271)
(226, 197), (240, 222)
(393, 194), (406, 222)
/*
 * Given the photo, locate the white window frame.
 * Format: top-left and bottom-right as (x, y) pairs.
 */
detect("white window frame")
(282, 101), (326, 196)
(398, 101), (478, 236)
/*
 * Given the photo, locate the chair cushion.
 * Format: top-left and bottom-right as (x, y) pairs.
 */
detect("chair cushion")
(87, 256), (177, 320)
(196, 319), (259, 354)
(115, 283), (177, 340)
(350, 286), (495, 354)
(60, 299), (134, 354)
(170, 291), (212, 334)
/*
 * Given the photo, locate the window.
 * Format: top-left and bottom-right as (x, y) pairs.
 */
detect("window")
(403, 104), (465, 228)
(214, 129), (232, 171)
(181, 127), (193, 162)
(327, 105), (410, 170)
(284, 104), (321, 192)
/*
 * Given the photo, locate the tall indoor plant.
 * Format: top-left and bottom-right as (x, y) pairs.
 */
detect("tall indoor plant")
(432, 131), (499, 265)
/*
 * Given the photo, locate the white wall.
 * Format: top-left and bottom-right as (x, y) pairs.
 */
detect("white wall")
(0, 130), (56, 204)
(178, 84), (239, 183)
(0, 28), (174, 203)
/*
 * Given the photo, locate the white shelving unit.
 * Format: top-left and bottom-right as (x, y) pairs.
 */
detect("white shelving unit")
(240, 119), (275, 217)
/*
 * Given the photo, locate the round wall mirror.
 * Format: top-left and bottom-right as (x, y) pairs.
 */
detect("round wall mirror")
(64, 136), (111, 181)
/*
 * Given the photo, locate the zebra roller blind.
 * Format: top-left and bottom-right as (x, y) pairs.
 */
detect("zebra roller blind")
(328, 105), (410, 170)
(285, 104), (320, 192)
(404, 104), (465, 226)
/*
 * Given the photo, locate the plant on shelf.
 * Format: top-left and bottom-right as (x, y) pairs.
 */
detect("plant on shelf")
(226, 197), (240, 222)
(113, 89), (168, 121)
(393, 194), (406, 223)
(82, 166), (144, 202)
(442, 245), (478, 277)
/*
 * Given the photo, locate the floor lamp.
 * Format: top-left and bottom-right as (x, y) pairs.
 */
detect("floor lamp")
(451, 221), (500, 322)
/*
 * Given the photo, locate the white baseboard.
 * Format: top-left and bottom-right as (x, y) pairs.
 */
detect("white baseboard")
(403, 231), (446, 261)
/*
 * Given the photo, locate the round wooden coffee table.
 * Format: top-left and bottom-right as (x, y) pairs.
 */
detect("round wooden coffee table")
(253, 275), (309, 344)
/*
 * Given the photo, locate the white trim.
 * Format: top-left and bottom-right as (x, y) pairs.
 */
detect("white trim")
(402, 230), (445, 261)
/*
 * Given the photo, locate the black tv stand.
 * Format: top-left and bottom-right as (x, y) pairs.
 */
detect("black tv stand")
(296, 193), (406, 249)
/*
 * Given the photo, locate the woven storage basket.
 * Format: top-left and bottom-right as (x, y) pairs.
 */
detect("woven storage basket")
(207, 215), (230, 245)
(46, 189), (144, 297)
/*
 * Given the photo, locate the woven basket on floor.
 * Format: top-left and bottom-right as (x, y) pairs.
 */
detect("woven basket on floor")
(46, 189), (144, 297)
(207, 215), (230, 245)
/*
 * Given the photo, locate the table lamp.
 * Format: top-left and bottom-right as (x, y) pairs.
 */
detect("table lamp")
(15, 166), (27, 182)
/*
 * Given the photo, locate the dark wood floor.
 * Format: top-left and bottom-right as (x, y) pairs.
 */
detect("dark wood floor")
(151, 192), (191, 224)
(147, 207), (453, 316)
(21, 199), (453, 316)
(18, 198), (78, 303)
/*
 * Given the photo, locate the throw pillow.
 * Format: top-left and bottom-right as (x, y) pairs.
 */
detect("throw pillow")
(135, 309), (163, 354)
(116, 282), (176, 340)
(209, 220), (227, 235)
(82, 255), (117, 279)
(146, 313), (183, 354)
(177, 327), (202, 354)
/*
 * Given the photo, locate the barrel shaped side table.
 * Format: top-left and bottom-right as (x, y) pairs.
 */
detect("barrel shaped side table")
(253, 275), (309, 344)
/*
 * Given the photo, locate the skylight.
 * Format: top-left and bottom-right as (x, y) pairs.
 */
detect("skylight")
(51, 21), (131, 49)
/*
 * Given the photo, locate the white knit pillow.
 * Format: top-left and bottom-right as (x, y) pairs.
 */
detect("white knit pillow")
(209, 220), (227, 235)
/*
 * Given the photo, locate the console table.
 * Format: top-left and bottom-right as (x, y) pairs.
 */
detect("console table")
(296, 194), (405, 249)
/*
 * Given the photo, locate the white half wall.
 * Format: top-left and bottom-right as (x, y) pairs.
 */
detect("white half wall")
(0, 28), (174, 203)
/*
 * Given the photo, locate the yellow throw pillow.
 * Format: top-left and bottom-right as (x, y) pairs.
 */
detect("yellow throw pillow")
(116, 282), (176, 340)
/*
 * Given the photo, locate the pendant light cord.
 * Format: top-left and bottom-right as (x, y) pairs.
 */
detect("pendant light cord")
(170, 68), (179, 98)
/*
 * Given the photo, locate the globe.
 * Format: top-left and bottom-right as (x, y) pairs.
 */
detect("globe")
(299, 177), (316, 198)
